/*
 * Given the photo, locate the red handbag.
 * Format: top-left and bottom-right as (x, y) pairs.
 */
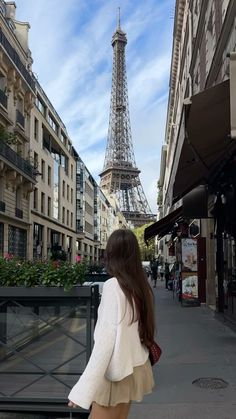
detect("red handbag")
(149, 341), (162, 366)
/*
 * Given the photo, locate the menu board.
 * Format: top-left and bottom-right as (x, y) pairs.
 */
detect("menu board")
(182, 273), (198, 301)
(182, 238), (198, 272)
(181, 238), (200, 306)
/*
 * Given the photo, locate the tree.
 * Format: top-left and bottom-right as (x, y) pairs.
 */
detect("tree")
(132, 223), (155, 261)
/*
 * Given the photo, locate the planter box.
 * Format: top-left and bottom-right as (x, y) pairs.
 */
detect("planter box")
(0, 285), (98, 299)
(0, 285), (99, 416)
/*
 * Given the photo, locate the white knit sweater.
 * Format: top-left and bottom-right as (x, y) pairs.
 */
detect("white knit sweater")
(68, 277), (149, 409)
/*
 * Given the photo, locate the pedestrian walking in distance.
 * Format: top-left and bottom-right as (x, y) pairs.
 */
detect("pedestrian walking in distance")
(68, 229), (155, 419)
(151, 259), (158, 288)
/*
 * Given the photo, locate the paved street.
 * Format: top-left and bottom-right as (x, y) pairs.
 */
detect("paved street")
(1, 281), (236, 419)
(129, 281), (236, 419)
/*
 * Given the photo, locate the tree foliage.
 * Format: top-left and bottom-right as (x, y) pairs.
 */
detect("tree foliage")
(132, 223), (155, 261)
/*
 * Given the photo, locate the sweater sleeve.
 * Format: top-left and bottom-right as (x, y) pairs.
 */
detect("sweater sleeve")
(68, 280), (118, 410)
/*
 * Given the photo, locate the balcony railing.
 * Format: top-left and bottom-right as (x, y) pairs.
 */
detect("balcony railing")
(0, 89), (7, 109)
(0, 29), (35, 92)
(76, 223), (84, 234)
(16, 109), (25, 128)
(0, 201), (5, 212)
(15, 208), (23, 219)
(0, 141), (36, 181)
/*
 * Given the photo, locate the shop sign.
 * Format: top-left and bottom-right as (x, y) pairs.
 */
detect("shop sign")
(181, 238), (200, 306)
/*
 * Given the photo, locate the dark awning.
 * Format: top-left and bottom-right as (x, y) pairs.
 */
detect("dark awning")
(144, 207), (183, 242)
(171, 79), (236, 203)
(144, 185), (209, 241)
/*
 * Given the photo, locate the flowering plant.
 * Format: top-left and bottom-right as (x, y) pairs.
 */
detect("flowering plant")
(0, 258), (87, 290)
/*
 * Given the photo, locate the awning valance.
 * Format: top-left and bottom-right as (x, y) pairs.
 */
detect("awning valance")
(172, 79), (235, 203)
(144, 185), (209, 241)
(144, 207), (183, 242)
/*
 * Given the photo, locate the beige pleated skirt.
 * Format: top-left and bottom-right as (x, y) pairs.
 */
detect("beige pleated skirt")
(92, 358), (154, 407)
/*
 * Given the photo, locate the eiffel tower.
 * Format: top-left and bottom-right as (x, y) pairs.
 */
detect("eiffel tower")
(100, 12), (155, 227)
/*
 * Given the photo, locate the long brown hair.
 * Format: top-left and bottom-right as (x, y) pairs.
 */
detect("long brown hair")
(105, 228), (155, 347)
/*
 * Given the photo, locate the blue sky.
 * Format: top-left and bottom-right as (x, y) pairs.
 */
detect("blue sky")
(16, 0), (175, 212)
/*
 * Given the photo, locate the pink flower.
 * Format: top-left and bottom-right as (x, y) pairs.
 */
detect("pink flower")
(52, 260), (60, 268)
(75, 255), (81, 263)
(4, 253), (13, 260)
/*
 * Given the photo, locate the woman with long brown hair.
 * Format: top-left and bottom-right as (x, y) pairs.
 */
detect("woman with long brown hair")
(68, 228), (155, 419)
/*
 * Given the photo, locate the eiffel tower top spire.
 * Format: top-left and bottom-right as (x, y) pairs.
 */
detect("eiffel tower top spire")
(117, 7), (121, 29)
(100, 15), (155, 226)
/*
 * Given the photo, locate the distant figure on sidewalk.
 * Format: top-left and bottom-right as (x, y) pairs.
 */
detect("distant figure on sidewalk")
(165, 262), (170, 289)
(68, 229), (155, 419)
(159, 265), (164, 281)
(151, 259), (158, 288)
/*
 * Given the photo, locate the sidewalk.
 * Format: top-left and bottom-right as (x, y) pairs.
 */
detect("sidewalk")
(129, 281), (236, 419)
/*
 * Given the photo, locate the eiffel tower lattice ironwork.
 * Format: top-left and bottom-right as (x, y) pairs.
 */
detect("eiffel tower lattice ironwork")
(100, 14), (155, 227)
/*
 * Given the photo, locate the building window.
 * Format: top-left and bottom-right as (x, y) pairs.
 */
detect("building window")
(34, 152), (38, 170)
(67, 210), (69, 226)
(35, 96), (46, 116)
(62, 180), (65, 198)
(41, 159), (45, 181)
(62, 207), (65, 224)
(48, 197), (51, 217)
(48, 165), (51, 186)
(33, 223), (43, 259)
(33, 188), (38, 210)
(8, 225), (27, 259)
(71, 212), (73, 228)
(47, 113), (58, 134)
(41, 192), (45, 214)
(0, 73), (7, 109)
(53, 159), (59, 219)
(84, 243), (87, 253)
(71, 164), (73, 180)
(0, 175), (4, 205)
(16, 187), (22, 211)
(61, 131), (67, 146)
(71, 188), (73, 204)
(34, 117), (39, 140)
(64, 157), (69, 175)
(0, 223), (4, 257)
(67, 184), (69, 201)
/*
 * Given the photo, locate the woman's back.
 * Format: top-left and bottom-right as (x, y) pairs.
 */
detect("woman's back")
(95, 277), (149, 381)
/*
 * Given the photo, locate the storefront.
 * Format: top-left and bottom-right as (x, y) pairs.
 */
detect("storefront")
(211, 157), (236, 321)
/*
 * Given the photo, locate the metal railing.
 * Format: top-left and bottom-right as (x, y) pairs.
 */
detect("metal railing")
(0, 89), (7, 109)
(15, 207), (23, 219)
(0, 201), (5, 212)
(16, 109), (25, 128)
(0, 141), (36, 181)
(0, 285), (99, 416)
(0, 29), (35, 92)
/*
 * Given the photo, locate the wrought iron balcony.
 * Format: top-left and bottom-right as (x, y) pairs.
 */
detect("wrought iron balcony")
(0, 141), (36, 181)
(0, 29), (35, 92)
(76, 223), (84, 234)
(16, 110), (25, 128)
(0, 89), (7, 109)
(0, 201), (5, 212)
(15, 208), (23, 219)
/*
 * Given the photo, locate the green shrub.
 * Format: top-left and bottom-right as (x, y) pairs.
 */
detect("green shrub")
(0, 258), (87, 290)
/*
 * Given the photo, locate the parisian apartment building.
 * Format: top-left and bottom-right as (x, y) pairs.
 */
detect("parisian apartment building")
(158, 0), (236, 322)
(0, 0), (127, 262)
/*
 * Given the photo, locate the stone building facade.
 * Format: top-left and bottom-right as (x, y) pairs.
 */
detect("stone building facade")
(156, 0), (236, 320)
(0, 0), (127, 263)
(0, 1), (36, 259)
(30, 83), (76, 262)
